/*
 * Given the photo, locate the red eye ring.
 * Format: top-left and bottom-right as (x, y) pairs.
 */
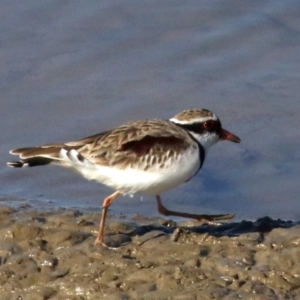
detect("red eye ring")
(203, 120), (214, 130)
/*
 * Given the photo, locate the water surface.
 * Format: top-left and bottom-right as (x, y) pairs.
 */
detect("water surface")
(1, 0), (300, 220)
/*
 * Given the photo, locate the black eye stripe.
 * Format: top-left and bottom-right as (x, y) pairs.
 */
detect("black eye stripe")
(174, 120), (221, 134)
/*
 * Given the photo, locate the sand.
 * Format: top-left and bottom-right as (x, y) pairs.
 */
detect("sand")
(0, 204), (299, 300)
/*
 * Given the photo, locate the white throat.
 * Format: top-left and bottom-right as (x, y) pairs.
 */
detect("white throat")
(188, 131), (219, 152)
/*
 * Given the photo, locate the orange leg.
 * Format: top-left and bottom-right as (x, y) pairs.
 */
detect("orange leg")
(94, 191), (121, 246)
(156, 195), (235, 221)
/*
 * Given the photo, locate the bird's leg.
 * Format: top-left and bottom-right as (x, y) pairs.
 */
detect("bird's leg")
(94, 191), (121, 246)
(156, 195), (235, 221)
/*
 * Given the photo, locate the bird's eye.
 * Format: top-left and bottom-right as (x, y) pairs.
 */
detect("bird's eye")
(203, 120), (215, 130)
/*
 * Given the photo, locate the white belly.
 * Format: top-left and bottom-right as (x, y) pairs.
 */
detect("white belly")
(65, 147), (201, 195)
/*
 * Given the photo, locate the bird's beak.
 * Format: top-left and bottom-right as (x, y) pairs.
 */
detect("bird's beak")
(220, 129), (241, 143)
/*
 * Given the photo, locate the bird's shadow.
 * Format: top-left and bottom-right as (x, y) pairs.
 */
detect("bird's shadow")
(127, 216), (298, 238)
(102, 216), (299, 248)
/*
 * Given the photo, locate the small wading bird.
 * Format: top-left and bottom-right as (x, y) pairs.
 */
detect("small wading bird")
(8, 109), (240, 246)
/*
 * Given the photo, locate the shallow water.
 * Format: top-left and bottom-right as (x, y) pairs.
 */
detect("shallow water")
(1, 0), (300, 220)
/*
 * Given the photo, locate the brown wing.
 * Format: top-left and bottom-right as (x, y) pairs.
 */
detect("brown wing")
(8, 119), (196, 170)
(74, 119), (196, 170)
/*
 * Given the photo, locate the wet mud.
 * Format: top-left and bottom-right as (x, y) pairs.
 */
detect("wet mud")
(0, 204), (299, 300)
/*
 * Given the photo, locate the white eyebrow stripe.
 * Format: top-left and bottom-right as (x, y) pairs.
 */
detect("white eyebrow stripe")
(170, 114), (217, 124)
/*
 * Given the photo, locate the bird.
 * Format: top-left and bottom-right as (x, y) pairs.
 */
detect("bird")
(7, 108), (240, 246)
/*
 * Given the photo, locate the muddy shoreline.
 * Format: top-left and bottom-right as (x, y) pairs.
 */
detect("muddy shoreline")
(0, 204), (299, 300)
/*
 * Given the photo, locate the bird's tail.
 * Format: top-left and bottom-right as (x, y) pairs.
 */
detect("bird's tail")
(7, 145), (64, 168)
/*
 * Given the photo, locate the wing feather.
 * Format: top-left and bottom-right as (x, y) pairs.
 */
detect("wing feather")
(8, 119), (196, 171)
(78, 120), (195, 170)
